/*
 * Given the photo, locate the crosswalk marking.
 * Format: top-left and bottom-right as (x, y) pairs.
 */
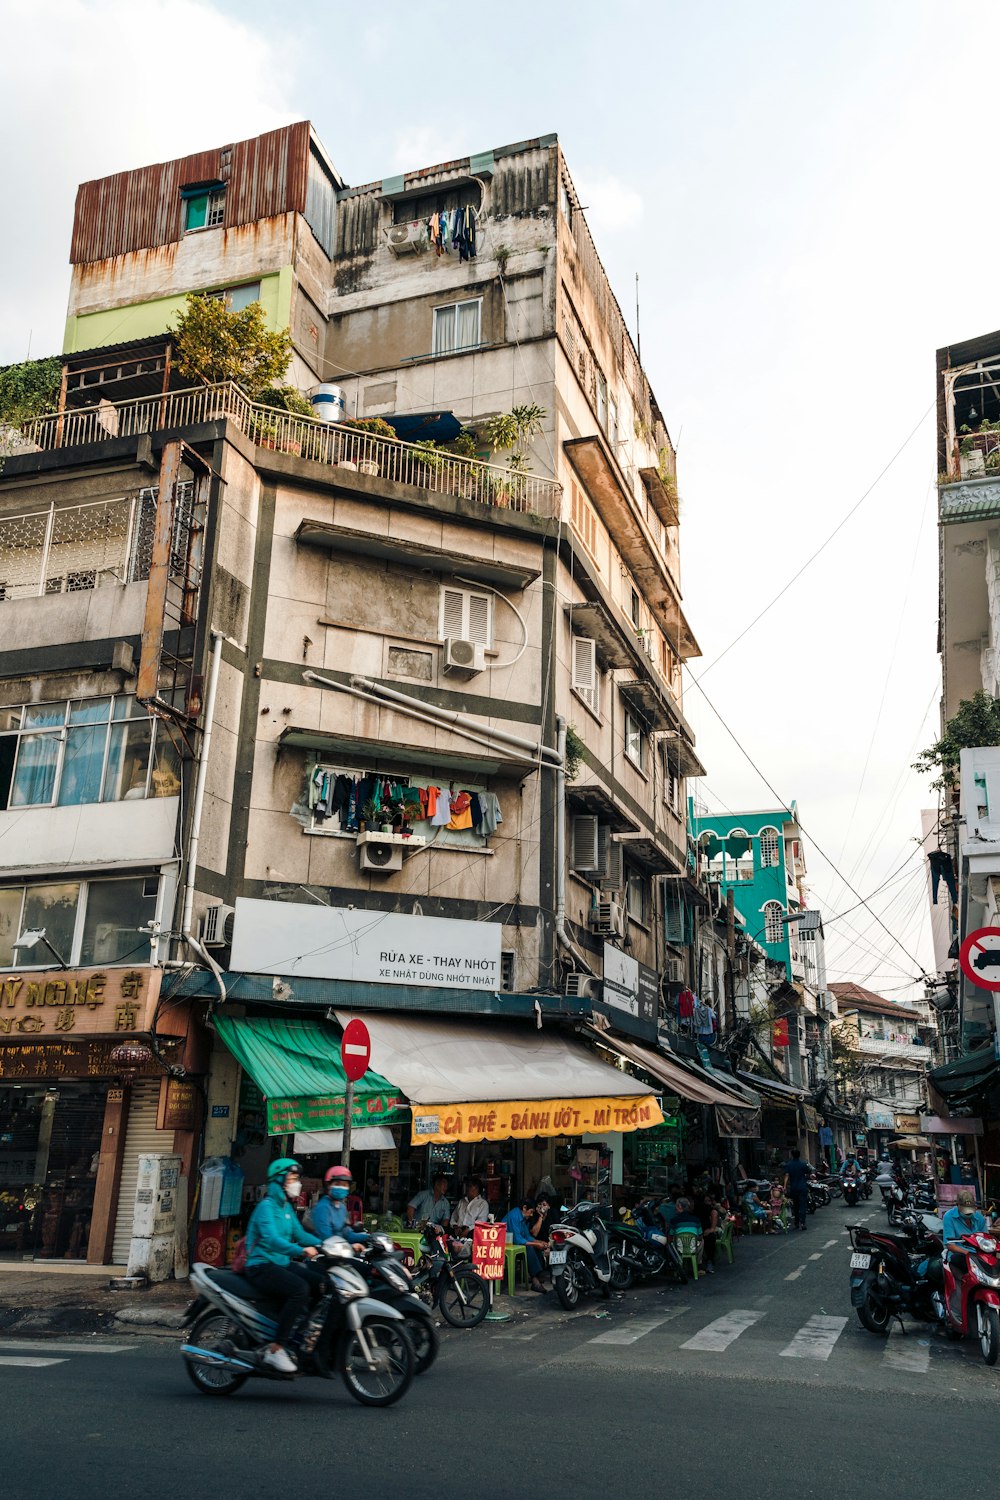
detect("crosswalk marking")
(0, 1356), (67, 1368)
(0, 1339), (132, 1355)
(785, 1266), (806, 1281)
(808, 1253), (823, 1261)
(823, 1239), (839, 1249)
(779, 1314), (848, 1361)
(681, 1308), (764, 1352)
(590, 1310), (687, 1346)
(882, 1341), (930, 1374)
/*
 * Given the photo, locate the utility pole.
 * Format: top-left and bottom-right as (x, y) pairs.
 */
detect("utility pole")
(725, 887), (737, 1037)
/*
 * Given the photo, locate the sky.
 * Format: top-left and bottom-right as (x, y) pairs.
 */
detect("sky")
(2, 0), (986, 1000)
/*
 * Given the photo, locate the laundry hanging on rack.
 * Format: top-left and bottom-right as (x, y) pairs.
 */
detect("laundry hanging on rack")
(451, 204), (477, 262)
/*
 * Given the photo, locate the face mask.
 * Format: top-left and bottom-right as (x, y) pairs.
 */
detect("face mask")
(285, 1180), (302, 1200)
(330, 1185), (349, 1200)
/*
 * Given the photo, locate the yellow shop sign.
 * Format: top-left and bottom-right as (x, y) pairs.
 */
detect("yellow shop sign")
(409, 1094), (664, 1145)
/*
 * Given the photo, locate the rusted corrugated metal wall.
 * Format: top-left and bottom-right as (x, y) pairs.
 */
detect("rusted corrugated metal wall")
(70, 122), (311, 264)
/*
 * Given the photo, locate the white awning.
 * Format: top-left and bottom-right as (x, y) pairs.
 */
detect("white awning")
(334, 1012), (652, 1104)
(293, 1126), (397, 1153)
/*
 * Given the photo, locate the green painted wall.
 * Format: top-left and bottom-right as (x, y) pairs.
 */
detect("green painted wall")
(62, 268), (294, 354)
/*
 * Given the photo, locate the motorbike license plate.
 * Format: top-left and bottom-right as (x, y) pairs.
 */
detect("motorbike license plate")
(549, 1248), (567, 1266)
(850, 1252), (871, 1270)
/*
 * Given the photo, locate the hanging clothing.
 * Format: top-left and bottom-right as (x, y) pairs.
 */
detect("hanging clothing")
(431, 788), (453, 826)
(469, 793), (483, 830)
(476, 792), (503, 837)
(928, 849), (957, 906)
(447, 791), (473, 831)
(678, 988), (696, 1021)
(343, 779), (359, 832)
(425, 786), (440, 818)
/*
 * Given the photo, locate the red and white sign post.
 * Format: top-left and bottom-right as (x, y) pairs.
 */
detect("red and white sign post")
(340, 1018), (371, 1171)
(472, 1220), (510, 1322)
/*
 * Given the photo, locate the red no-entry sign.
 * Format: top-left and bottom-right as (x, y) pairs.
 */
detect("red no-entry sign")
(341, 1018), (371, 1081)
(959, 928), (1000, 992)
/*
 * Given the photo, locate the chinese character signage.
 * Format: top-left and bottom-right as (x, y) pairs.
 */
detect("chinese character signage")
(0, 968), (160, 1039)
(472, 1221), (506, 1281)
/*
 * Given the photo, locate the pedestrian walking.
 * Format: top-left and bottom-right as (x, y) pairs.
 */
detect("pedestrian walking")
(783, 1149), (811, 1231)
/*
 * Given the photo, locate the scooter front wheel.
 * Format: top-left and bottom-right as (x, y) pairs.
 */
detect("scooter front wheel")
(405, 1312), (439, 1373)
(555, 1261), (579, 1310)
(183, 1309), (252, 1396)
(978, 1304), (1000, 1366)
(339, 1318), (414, 1406)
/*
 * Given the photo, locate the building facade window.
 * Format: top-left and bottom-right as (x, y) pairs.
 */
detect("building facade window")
(183, 185), (226, 232)
(432, 299), (482, 355)
(439, 585), (492, 646)
(0, 874), (158, 968)
(763, 900), (785, 945)
(759, 826), (780, 868)
(205, 281), (262, 311)
(624, 708), (645, 771)
(625, 867), (647, 924)
(596, 370), (608, 432)
(571, 636), (600, 716)
(0, 695), (181, 812)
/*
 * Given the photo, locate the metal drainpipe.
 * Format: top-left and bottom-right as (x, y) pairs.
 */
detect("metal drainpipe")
(554, 715), (595, 977)
(180, 630), (226, 1004)
(347, 675), (563, 766)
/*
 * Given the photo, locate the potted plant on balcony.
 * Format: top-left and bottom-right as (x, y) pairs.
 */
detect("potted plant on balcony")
(484, 404), (546, 506)
(172, 294), (294, 422)
(338, 416), (397, 475)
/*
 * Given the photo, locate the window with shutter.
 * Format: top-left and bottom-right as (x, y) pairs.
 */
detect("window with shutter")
(624, 708), (645, 771)
(571, 636), (599, 715)
(571, 814), (600, 872)
(601, 830), (624, 890)
(440, 586), (492, 646)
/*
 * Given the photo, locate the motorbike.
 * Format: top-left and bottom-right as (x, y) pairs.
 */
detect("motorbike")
(848, 1211), (945, 1339)
(180, 1239), (415, 1405)
(611, 1203), (686, 1285)
(550, 1201), (616, 1309)
(885, 1178), (936, 1225)
(807, 1176), (831, 1211)
(942, 1227), (1000, 1365)
(843, 1176), (861, 1209)
(409, 1221), (489, 1329)
(354, 1233), (439, 1373)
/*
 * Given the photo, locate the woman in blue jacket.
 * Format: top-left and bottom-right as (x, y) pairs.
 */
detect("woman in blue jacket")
(245, 1158), (323, 1374)
(312, 1165), (370, 1245)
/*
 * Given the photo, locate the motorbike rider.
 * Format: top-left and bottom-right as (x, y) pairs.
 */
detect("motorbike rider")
(942, 1188), (988, 1252)
(312, 1164), (370, 1246)
(244, 1158), (324, 1374)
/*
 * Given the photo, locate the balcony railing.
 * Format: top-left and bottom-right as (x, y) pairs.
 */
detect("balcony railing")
(0, 491), (156, 601)
(2, 382), (562, 518)
(857, 1036), (928, 1060)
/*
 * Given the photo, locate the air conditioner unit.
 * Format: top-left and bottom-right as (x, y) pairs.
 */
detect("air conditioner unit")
(358, 836), (404, 874)
(565, 973), (603, 1002)
(589, 900), (626, 938)
(201, 904), (236, 947)
(444, 638), (486, 676)
(386, 222), (428, 256)
(665, 958), (685, 984)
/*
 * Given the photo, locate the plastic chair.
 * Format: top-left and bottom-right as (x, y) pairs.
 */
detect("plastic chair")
(673, 1230), (703, 1280)
(716, 1219), (735, 1265)
(504, 1243), (529, 1295)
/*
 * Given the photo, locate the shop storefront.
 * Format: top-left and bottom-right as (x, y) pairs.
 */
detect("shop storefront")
(0, 966), (198, 1264)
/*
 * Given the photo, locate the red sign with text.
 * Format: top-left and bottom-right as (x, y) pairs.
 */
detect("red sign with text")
(472, 1221), (507, 1280)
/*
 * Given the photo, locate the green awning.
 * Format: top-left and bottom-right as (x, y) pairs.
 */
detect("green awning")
(928, 1048), (1000, 1108)
(215, 1015), (409, 1136)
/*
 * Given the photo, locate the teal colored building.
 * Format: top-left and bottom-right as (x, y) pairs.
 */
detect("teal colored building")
(688, 802), (803, 978)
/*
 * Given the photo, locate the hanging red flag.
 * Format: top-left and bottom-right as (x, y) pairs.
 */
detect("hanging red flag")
(772, 1017), (790, 1048)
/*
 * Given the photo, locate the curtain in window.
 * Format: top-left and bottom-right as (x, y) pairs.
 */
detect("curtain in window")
(79, 877), (154, 966)
(455, 301), (479, 350)
(21, 883), (79, 962)
(10, 734), (59, 807)
(150, 723), (182, 797)
(433, 308), (455, 356)
(58, 725), (108, 806)
(0, 887), (21, 966)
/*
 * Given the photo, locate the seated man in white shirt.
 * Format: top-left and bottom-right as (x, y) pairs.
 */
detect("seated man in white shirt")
(449, 1177), (490, 1237)
(406, 1174), (451, 1228)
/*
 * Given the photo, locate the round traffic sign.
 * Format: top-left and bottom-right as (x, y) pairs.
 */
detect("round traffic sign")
(959, 927), (1000, 992)
(341, 1018), (371, 1081)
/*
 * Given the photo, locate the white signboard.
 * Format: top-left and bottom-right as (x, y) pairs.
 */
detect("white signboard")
(603, 943), (640, 1019)
(230, 899), (502, 990)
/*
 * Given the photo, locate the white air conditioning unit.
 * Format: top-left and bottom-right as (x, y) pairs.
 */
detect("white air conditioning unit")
(201, 904), (236, 947)
(444, 638), (486, 675)
(589, 900), (626, 938)
(665, 958), (685, 984)
(358, 835), (404, 874)
(565, 973), (603, 1002)
(386, 222), (428, 256)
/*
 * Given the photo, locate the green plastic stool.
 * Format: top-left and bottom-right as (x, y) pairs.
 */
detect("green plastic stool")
(504, 1243), (530, 1296)
(716, 1220), (735, 1265)
(673, 1230), (703, 1281)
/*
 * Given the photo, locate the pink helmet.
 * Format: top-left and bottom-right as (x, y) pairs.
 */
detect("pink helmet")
(325, 1165), (352, 1186)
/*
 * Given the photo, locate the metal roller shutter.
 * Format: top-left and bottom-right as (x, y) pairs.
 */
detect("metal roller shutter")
(111, 1080), (167, 1265)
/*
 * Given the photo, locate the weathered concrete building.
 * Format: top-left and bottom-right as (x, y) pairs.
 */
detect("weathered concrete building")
(0, 123), (728, 1243)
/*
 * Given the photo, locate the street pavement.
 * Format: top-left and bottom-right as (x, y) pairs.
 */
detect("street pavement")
(3, 1201), (998, 1500)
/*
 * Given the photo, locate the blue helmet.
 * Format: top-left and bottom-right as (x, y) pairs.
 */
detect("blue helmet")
(267, 1157), (300, 1183)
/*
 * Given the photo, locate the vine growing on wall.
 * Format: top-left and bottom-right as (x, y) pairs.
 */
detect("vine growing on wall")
(0, 356), (61, 425)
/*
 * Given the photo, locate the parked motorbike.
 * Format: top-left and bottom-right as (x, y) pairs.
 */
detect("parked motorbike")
(807, 1177), (831, 1211)
(848, 1212), (945, 1338)
(409, 1222), (489, 1329)
(550, 1201), (616, 1309)
(354, 1234), (439, 1373)
(181, 1240), (415, 1405)
(942, 1227), (1000, 1365)
(614, 1202), (688, 1284)
(885, 1178), (936, 1225)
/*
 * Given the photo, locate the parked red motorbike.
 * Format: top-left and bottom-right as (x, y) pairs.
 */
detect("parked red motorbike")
(943, 1229), (1000, 1365)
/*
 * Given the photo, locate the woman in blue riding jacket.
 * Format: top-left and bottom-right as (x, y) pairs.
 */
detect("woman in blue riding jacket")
(312, 1165), (370, 1245)
(245, 1157), (323, 1374)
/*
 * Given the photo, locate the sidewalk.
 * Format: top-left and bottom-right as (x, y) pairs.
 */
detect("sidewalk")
(0, 1263), (191, 1336)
